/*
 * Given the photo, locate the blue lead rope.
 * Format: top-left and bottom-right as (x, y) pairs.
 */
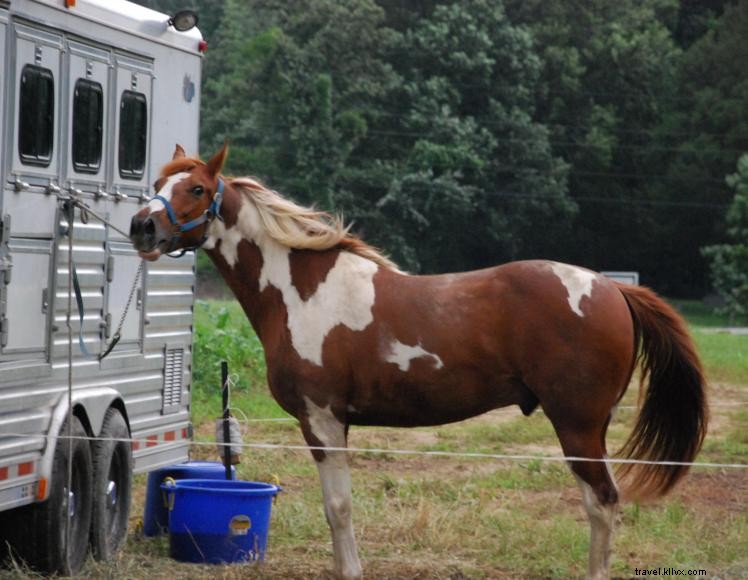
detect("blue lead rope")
(72, 264), (121, 361)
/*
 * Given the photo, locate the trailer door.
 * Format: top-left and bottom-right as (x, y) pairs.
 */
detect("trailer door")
(65, 40), (111, 199)
(5, 23), (62, 234)
(0, 23), (63, 359)
(111, 54), (153, 203)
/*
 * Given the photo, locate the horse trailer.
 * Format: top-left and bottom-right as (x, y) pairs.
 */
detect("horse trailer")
(0, 0), (203, 573)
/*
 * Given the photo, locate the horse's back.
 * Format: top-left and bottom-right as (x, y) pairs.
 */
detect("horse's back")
(344, 259), (635, 427)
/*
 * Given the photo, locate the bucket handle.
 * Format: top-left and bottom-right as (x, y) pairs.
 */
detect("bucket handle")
(162, 476), (177, 511)
(271, 473), (282, 505)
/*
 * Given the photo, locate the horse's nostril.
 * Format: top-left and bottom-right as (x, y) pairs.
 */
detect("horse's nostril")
(144, 217), (156, 236)
(129, 217), (142, 238)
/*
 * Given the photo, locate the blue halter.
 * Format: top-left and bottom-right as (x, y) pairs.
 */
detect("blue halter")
(152, 177), (225, 255)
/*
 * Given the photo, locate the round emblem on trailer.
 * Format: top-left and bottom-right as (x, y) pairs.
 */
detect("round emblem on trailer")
(183, 75), (196, 103)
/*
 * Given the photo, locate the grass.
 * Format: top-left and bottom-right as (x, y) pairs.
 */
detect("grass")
(4, 297), (746, 579)
(670, 298), (748, 327)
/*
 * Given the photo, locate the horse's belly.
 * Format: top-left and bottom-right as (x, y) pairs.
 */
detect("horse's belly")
(347, 372), (523, 428)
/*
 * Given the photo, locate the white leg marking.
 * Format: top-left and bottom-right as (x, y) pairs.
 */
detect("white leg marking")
(384, 339), (443, 372)
(574, 472), (618, 580)
(305, 398), (362, 580)
(550, 262), (598, 317)
(147, 172), (189, 213)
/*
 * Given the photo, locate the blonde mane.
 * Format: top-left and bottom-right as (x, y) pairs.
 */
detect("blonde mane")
(231, 177), (399, 271)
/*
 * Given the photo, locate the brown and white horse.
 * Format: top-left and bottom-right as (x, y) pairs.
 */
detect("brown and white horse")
(130, 145), (708, 579)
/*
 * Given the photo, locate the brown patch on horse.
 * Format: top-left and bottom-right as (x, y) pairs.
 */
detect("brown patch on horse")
(289, 249), (341, 301)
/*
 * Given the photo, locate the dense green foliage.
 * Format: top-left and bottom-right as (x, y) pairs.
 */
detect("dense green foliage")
(702, 155), (748, 320)
(139, 0), (747, 296)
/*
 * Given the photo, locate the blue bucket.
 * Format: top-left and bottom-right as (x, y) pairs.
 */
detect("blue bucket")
(161, 479), (281, 564)
(143, 461), (236, 537)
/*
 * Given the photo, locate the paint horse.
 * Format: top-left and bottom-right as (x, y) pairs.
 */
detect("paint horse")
(130, 145), (708, 580)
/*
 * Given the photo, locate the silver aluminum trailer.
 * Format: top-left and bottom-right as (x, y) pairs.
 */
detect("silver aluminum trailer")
(0, 0), (202, 573)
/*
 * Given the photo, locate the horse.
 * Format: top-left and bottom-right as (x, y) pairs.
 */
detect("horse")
(129, 144), (708, 580)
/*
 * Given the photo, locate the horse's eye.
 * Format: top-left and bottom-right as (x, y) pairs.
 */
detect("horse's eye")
(191, 185), (205, 196)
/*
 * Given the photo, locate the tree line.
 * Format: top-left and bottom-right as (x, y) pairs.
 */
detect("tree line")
(140, 0), (748, 302)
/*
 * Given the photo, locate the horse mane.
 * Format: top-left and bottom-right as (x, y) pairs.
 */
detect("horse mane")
(231, 177), (400, 271)
(159, 157), (399, 270)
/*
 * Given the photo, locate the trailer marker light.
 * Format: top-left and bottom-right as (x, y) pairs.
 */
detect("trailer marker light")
(37, 478), (47, 501)
(198, 40), (208, 53)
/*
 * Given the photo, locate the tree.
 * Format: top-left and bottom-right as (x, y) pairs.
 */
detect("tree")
(702, 154), (748, 321)
(645, 0), (748, 295)
(374, 0), (575, 272)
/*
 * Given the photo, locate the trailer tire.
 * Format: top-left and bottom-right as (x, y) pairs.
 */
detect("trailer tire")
(90, 407), (132, 561)
(4, 415), (94, 575)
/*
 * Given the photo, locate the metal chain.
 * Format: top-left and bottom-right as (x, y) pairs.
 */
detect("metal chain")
(60, 193), (146, 357)
(109, 261), (143, 344)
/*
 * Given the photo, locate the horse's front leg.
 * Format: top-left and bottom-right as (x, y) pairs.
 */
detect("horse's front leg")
(301, 398), (362, 580)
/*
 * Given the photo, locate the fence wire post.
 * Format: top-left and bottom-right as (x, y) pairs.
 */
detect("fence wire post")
(221, 361), (231, 480)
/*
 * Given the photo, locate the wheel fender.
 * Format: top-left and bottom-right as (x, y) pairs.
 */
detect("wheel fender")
(37, 389), (126, 501)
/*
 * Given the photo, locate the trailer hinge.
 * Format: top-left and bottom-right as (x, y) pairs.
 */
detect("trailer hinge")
(0, 214), (10, 244)
(104, 313), (112, 339)
(41, 288), (49, 314)
(106, 255), (115, 283)
(0, 316), (8, 348)
(0, 257), (12, 285)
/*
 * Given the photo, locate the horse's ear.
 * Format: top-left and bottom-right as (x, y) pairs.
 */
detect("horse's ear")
(206, 143), (229, 177)
(173, 144), (186, 159)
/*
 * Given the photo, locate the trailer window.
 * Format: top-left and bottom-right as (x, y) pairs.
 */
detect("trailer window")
(19, 65), (54, 167)
(72, 79), (103, 174)
(118, 90), (147, 179)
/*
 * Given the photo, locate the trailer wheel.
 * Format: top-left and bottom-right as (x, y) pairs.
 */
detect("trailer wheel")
(90, 408), (132, 561)
(6, 415), (94, 574)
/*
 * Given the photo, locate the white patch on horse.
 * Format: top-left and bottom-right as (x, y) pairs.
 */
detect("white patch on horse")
(305, 396), (346, 448)
(550, 262), (598, 317)
(385, 340), (443, 372)
(147, 172), (189, 214)
(207, 198), (379, 366)
(204, 217), (245, 267)
(280, 251), (377, 366)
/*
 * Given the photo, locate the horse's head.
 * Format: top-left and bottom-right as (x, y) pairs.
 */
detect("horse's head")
(129, 144), (228, 260)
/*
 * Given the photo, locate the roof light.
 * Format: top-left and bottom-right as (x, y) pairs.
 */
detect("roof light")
(168, 10), (199, 32)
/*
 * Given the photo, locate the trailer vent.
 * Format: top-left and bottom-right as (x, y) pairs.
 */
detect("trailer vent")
(162, 347), (184, 414)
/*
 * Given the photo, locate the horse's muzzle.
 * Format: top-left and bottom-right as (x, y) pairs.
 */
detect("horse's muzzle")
(129, 214), (159, 252)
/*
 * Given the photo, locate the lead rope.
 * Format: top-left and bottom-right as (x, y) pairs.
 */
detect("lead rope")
(66, 196), (143, 361)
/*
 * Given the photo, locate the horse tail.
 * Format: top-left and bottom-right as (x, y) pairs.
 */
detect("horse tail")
(614, 283), (708, 500)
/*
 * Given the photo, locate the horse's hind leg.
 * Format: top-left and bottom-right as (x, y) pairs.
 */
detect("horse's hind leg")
(555, 423), (619, 580)
(300, 397), (362, 580)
